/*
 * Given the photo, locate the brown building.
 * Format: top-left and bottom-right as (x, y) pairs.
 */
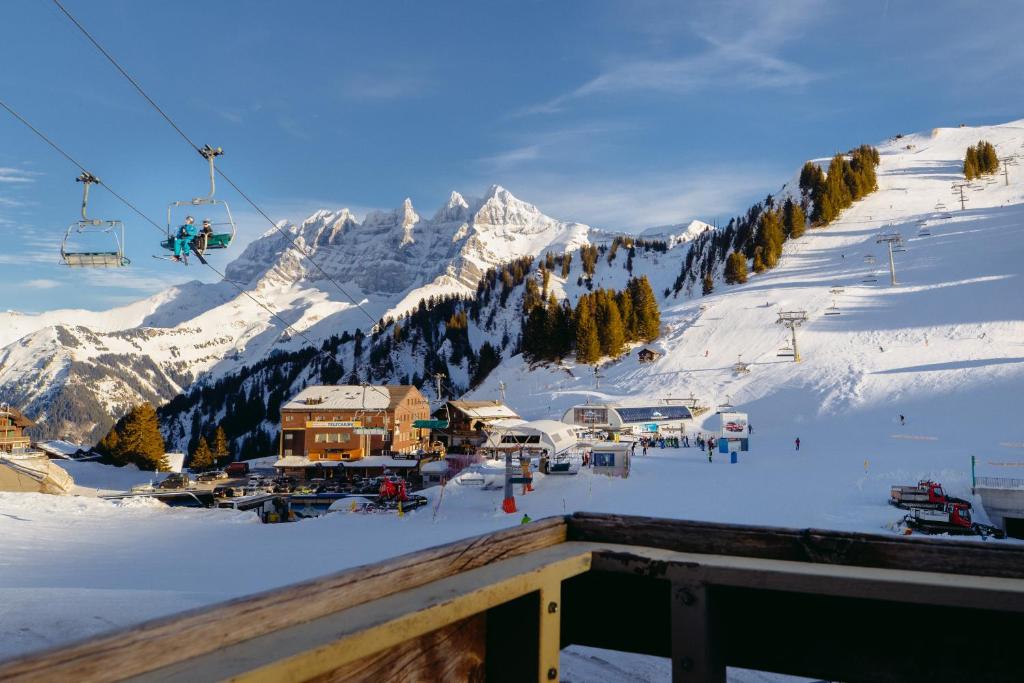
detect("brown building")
(431, 400), (521, 452)
(637, 348), (663, 363)
(278, 385), (430, 464)
(0, 404), (33, 453)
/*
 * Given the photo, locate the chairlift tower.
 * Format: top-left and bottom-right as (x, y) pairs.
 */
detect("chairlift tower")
(951, 183), (969, 211)
(1001, 156), (1017, 186)
(776, 310), (808, 363)
(875, 230), (904, 286)
(433, 372), (446, 402)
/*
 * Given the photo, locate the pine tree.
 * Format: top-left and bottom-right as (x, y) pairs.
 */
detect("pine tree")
(213, 425), (231, 464)
(574, 296), (601, 364)
(752, 248), (767, 273)
(724, 252), (748, 284)
(560, 252), (572, 279)
(617, 289), (636, 341)
(702, 273), (714, 296)
(757, 209), (785, 269)
(783, 199), (806, 239)
(596, 291), (626, 357)
(963, 145), (979, 180)
(629, 276), (660, 342)
(191, 436), (215, 471)
(104, 403), (168, 471)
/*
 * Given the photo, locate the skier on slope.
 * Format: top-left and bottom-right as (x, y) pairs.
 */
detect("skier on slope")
(899, 414), (906, 426)
(795, 437), (801, 451)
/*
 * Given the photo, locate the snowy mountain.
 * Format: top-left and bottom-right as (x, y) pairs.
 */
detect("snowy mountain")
(639, 219), (715, 247)
(0, 186), (594, 441)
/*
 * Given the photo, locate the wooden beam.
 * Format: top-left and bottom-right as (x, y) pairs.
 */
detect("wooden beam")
(670, 582), (724, 683)
(128, 544), (591, 683)
(312, 614), (486, 683)
(0, 517), (568, 683)
(568, 512), (1024, 578)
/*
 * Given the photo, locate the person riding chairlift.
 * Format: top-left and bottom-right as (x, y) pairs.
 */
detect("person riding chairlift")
(172, 216), (198, 263)
(199, 218), (214, 247)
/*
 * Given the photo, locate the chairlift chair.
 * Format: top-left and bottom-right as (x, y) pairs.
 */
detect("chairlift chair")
(862, 271), (878, 284)
(60, 173), (129, 268)
(162, 145), (236, 257)
(863, 254), (877, 265)
(732, 355), (751, 375)
(917, 226), (931, 237)
(824, 299), (841, 316)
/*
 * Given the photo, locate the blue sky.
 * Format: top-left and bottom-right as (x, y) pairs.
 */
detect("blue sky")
(2, 0), (1023, 311)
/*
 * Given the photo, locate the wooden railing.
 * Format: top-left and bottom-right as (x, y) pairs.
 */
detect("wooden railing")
(1, 513), (1023, 682)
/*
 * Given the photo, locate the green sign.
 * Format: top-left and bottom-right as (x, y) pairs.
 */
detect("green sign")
(413, 419), (449, 430)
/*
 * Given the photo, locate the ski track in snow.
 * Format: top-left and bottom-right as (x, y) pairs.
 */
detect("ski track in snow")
(2, 121), (1024, 672)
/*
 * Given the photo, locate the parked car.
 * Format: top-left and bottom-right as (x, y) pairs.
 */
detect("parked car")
(158, 473), (192, 490)
(213, 485), (245, 498)
(195, 470), (228, 482)
(225, 461), (250, 477)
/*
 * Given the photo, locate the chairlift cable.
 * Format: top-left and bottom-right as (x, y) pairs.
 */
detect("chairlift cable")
(51, 0), (382, 332)
(0, 98), (388, 400)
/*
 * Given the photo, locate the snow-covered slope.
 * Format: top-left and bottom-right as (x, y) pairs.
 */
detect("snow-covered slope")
(0, 186), (597, 441)
(468, 120), (1024, 466)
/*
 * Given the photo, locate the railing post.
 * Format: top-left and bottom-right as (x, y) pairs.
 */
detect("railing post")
(671, 582), (724, 683)
(539, 580), (562, 682)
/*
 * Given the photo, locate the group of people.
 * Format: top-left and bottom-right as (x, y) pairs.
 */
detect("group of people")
(170, 215), (215, 263)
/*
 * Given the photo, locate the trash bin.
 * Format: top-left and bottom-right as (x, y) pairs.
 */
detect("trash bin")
(730, 451), (738, 464)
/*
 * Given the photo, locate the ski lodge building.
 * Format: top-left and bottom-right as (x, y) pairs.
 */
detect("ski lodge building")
(275, 385), (430, 478)
(560, 403), (693, 434)
(0, 404), (33, 454)
(431, 400), (521, 452)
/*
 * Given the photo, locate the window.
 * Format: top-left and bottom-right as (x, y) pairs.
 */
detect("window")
(284, 433), (293, 441)
(284, 449), (293, 457)
(593, 452), (615, 467)
(314, 434), (326, 443)
(285, 415), (294, 423)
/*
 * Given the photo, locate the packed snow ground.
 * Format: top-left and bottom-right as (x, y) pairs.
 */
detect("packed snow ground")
(2, 120), (1024, 676)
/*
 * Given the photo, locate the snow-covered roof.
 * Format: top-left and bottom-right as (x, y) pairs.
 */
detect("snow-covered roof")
(446, 401), (521, 420)
(282, 385), (392, 411)
(483, 419), (579, 454)
(35, 440), (84, 458)
(273, 456), (310, 468)
(420, 460), (448, 474)
(342, 456), (418, 469)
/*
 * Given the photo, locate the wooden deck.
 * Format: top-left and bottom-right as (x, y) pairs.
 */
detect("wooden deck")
(2, 513), (1022, 682)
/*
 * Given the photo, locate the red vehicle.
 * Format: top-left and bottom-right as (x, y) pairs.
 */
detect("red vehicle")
(724, 422), (744, 433)
(225, 461), (250, 477)
(904, 503), (1004, 538)
(889, 480), (970, 511)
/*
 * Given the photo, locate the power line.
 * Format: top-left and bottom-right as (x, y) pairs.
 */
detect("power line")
(51, 0), (382, 332)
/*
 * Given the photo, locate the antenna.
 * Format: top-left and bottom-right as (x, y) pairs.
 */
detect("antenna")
(498, 381), (506, 404)
(776, 310), (808, 362)
(875, 229), (904, 286)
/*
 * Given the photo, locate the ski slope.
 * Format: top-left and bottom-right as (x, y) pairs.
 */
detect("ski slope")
(2, 120), (1024, 671)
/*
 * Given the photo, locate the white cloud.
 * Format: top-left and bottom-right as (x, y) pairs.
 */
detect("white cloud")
(521, 1), (822, 115)
(0, 167), (40, 184)
(24, 279), (61, 289)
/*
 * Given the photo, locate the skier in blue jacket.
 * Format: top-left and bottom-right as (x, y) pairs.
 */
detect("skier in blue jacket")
(172, 216), (198, 262)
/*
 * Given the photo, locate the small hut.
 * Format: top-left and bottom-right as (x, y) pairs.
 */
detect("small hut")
(637, 348), (663, 363)
(590, 443), (631, 479)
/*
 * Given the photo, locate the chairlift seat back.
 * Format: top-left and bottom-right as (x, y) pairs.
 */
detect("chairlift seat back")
(62, 251), (129, 268)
